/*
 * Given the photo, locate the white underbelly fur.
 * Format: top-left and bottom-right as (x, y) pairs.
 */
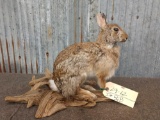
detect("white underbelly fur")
(105, 69), (115, 80)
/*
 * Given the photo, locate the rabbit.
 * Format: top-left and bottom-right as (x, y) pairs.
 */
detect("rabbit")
(49, 13), (128, 99)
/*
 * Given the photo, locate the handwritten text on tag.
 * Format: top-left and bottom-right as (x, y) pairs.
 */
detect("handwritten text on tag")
(103, 82), (138, 108)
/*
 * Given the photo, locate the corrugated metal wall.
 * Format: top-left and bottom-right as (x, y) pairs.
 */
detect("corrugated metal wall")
(0, 0), (160, 78)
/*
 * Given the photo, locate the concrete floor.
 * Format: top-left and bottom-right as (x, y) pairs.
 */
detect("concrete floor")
(0, 73), (160, 120)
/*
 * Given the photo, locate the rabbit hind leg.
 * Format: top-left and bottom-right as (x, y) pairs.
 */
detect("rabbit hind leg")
(76, 88), (97, 101)
(81, 84), (96, 91)
(61, 74), (87, 99)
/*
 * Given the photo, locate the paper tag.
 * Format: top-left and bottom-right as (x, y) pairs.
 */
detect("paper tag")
(103, 82), (138, 108)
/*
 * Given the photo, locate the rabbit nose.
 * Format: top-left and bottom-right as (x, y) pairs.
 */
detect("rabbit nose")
(123, 37), (128, 42)
(121, 38), (127, 42)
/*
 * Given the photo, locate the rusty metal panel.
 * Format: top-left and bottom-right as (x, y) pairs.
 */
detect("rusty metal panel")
(0, 0), (160, 78)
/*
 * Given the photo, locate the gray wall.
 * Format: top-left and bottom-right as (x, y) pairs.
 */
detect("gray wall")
(0, 0), (160, 78)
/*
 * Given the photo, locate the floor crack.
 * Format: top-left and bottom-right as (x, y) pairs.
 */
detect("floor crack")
(9, 105), (21, 120)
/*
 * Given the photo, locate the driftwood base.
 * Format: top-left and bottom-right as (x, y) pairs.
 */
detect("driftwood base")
(5, 69), (110, 118)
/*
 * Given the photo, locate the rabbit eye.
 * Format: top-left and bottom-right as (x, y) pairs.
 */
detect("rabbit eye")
(114, 28), (119, 31)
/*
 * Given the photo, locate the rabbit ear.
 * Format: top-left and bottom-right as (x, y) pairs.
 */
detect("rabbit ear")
(97, 13), (107, 29)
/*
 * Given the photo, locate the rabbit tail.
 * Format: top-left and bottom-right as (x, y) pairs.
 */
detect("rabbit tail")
(49, 79), (59, 92)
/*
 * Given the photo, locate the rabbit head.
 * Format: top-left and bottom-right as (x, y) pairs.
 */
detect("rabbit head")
(96, 13), (128, 45)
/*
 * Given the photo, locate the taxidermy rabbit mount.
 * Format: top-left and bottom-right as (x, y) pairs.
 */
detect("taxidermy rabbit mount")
(49, 13), (128, 99)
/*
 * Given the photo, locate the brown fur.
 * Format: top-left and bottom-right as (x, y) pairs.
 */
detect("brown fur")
(52, 13), (128, 98)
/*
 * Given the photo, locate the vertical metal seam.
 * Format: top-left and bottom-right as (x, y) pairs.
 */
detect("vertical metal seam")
(80, 0), (83, 43)
(12, 37), (17, 73)
(74, 0), (77, 43)
(0, 39), (6, 72)
(5, 40), (11, 73)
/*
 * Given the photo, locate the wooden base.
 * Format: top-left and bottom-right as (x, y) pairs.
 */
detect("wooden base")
(5, 69), (110, 118)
